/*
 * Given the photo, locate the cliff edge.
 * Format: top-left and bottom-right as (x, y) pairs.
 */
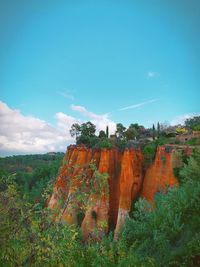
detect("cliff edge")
(48, 144), (191, 240)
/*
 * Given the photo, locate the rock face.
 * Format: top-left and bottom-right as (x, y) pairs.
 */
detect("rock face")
(81, 149), (110, 241)
(48, 145), (188, 240)
(141, 146), (178, 204)
(114, 149), (144, 238)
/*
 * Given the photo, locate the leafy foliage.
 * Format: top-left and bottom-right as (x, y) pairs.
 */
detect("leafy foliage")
(115, 123), (126, 139)
(70, 123), (81, 140)
(95, 138), (113, 149)
(143, 137), (169, 167)
(80, 122), (96, 137)
(125, 127), (137, 141)
(1, 147), (200, 266)
(98, 130), (107, 138)
(185, 116), (200, 131)
(0, 153), (64, 203)
(121, 149), (200, 266)
(185, 137), (200, 145)
(0, 174), (84, 267)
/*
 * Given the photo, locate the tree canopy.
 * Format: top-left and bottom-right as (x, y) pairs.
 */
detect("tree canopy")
(185, 116), (200, 131)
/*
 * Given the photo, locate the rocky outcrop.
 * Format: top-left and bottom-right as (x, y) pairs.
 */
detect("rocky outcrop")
(114, 149), (143, 238)
(81, 149), (110, 241)
(141, 145), (193, 204)
(141, 146), (178, 204)
(48, 144), (191, 241)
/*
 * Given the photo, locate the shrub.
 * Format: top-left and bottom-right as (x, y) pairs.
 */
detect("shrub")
(143, 137), (170, 167)
(77, 135), (99, 147)
(143, 141), (157, 166)
(121, 149), (200, 266)
(95, 138), (113, 149)
(0, 174), (84, 267)
(116, 139), (127, 150)
(185, 137), (200, 146)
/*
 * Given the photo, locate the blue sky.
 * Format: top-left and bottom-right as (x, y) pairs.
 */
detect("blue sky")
(0, 0), (200, 155)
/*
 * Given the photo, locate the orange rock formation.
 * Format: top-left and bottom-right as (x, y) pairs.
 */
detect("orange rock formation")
(114, 149), (144, 238)
(49, 145), (187, 240)
(141, 146), (178, 204)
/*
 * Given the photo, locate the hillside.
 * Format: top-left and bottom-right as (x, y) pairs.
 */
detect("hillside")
(0, 152), (64, 202)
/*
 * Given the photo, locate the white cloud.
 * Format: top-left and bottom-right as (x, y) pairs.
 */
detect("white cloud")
(0, 101), (116, 156)
(170, 113), (200, 126)
(0, 101), (78, 156)
(147, 71), (160, 78)
(119, 99), (158, 111)
(55, 112), (81, 132)
(71, 104), (116, 134)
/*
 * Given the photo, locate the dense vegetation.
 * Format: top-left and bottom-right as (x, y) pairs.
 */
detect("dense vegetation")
(0, 116), (200, 266)
(185, 116), (200, 131)
(0, 153), (64, 203)
(0, 147), (200, 266)
(121, 149), (200, 266)
(70, 116), (200, 153)
(69, 121), (162, 151)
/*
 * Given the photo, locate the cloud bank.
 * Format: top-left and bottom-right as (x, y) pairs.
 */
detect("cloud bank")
(0, 101), (116, 156)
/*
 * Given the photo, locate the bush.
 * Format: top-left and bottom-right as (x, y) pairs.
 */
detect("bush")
(185, 138), (200, 146)
(0, 154), (63, 203)
(121, 149), (200, 266)
(76, 135), (92, 146)
(143, 137), (170, 167)
(1, 149), (200, 266)
(0, 174), (84, 267)
(143, 141), (157, 166)
(95, 138), (113, 149)
(77, 135), (99, 147)
(116, 139), (127, 150)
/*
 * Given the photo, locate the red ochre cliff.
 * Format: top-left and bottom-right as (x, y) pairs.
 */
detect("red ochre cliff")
(48, 145), (190, 241)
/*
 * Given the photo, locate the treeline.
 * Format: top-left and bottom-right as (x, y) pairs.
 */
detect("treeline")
(69, 121), (161, 150)
(70, 116), (200, 150)
(0, 153), (64, 203)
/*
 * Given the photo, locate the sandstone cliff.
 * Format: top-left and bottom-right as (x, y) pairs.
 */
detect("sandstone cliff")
(48, 145), (190, 241)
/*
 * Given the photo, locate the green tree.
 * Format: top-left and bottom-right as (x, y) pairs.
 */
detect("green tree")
(185, 116), (200, 131)
(129, 123), (140, 130)
(116, 123), (126, 140)
(106, 126), (109, 138)
(0, 174), (84, 266)
(70, 123), (81, 140)
(125, 127), (137, 141)
(157, 122), (160, 138)
(99, 130), (107, 138)
(80, 122), (96, 137)
(152, 124), (156, 140)
(96, 138), (112, 149)
(121, 149), (200, 267)
(128, 123), (145, 139)
(0, 163), (110, 267)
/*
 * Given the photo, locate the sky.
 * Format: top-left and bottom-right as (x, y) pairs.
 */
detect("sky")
(0, 0), (200, 156)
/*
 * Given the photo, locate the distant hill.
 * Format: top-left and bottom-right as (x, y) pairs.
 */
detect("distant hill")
(0, 152), (65, 202)
(0, 152), (64, 175)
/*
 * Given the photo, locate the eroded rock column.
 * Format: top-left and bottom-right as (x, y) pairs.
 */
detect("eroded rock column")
(114, 149), (144, 238)
(141, 146), (178, 204)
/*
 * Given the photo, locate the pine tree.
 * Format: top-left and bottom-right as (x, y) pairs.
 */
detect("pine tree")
(152, 124), (156, 140)
(157, 122), (160, 138)
(106, 126), (109, 138)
